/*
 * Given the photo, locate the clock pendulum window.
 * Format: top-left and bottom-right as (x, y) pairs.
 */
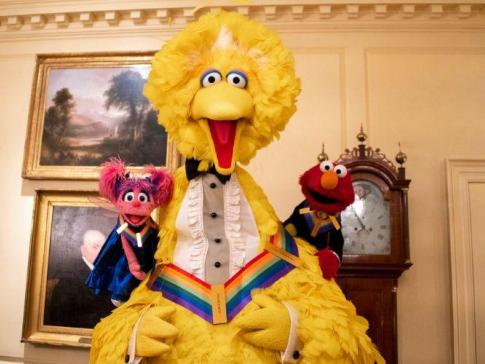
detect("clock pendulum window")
(331, 127), (412, 364)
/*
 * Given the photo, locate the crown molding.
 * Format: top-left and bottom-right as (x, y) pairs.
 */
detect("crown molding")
(0, 1), (484, 42)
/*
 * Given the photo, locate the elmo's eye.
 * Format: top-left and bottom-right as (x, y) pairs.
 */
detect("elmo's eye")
(138, 192), (148, 203)
(123, 191), (135, 202)
(319, 161), (334, 172)
(226, 71), (248, 89)
(200, 70), (222, 87)
(334, 165), (348, 177)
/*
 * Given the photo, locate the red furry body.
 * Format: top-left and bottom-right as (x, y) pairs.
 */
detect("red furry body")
(285, 161), (354, 279)
(299, 162), (354, 216)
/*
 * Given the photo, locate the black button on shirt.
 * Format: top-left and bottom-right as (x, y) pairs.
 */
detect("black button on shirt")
(214, 238), (222, 243)
(210, 182), (217, 189)
(214, 261), (221, 268)
(210, 212), (218, 218)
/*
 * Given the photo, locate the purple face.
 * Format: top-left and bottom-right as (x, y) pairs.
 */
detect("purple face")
(115, 180), (157, 227)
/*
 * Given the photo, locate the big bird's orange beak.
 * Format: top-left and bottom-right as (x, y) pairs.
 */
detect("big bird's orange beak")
(191, 82), (253, 175)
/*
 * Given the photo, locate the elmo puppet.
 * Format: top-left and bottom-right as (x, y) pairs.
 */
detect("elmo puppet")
(284, 160), (354, 280)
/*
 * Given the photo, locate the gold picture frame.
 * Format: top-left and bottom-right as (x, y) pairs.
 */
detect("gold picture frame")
(22, 52), (180, 180)
(22, 189), (160, 347)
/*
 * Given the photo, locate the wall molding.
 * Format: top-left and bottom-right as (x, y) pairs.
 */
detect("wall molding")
(0, 355), (81, 364)
(0, 1), (484, 42)
(446, 159), (485, 364)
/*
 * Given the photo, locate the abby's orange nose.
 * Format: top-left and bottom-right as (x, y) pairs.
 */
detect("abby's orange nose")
(321, 171), (339, 190)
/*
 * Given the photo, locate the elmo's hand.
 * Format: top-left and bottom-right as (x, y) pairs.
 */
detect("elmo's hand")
(315, 248), (340, 280)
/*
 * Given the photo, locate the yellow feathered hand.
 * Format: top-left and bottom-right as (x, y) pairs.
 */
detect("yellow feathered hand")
(135, 306), (178, 357)
(234, 294), (291, 352)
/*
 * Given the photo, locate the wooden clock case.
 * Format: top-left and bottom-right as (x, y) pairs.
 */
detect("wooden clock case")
(335, 137), (412, 364)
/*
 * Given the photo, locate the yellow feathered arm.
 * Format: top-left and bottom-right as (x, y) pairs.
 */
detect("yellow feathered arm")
(266, 239), (384, 363)
(90, 167), (384, 363)
(89, 283), (161, 363)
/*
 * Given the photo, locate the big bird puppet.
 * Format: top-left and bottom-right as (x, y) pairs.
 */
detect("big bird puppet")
(90, 10), (384, 364)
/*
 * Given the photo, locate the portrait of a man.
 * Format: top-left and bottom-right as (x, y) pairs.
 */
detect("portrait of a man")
(43, 205), (117, 329)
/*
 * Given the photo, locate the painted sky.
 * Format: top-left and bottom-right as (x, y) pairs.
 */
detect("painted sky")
(45, 65), (151, 125)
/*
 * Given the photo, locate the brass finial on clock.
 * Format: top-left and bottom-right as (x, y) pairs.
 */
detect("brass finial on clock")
(395, 142), (407, 180)
(356, 124), (368, 145)
(317, 143), (329, 162)
(395, 142), (407, 166)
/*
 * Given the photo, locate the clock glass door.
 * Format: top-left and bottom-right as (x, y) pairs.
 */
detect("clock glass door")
(341, 180), (391, 255)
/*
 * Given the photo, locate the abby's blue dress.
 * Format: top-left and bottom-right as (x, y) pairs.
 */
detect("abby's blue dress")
(86, 217), (159, 302)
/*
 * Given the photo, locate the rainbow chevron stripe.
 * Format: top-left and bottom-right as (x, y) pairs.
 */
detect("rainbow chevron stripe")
(150, 225), (299, 324)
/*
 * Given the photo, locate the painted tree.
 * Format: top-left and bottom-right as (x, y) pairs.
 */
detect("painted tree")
(42, 87), (76, 152)
(104, 70), (149, 142)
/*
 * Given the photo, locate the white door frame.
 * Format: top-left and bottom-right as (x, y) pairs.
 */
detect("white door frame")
(446, 158), (485, 364)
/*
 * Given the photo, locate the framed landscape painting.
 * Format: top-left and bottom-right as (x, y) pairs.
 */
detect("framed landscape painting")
(22, 189), (160, 347)
(22, 53), (179, 180)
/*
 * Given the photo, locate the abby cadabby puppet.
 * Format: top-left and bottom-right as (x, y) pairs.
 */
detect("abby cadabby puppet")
(86, 159), (173, 305)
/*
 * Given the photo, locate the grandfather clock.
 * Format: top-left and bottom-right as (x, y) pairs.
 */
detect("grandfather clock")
(332, 127), (412, 364)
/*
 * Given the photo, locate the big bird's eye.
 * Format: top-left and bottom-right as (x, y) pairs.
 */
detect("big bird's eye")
(226, 70), (248, 89)
(334, 165), (348, 178)
(319, 161), (334, 172)
(123, 191), (135, 202)
(138, 192), (149, 203)
(200, 70), (222, 87)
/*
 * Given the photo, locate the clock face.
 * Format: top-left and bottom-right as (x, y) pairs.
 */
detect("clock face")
(341, 180), (391, 255)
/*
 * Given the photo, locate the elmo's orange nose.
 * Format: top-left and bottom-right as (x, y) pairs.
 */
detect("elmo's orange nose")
(321, 171), (339, 190)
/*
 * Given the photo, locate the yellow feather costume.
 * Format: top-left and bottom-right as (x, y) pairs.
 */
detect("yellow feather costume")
(90, 10), (384, 364)
(91, 167), (383, 363)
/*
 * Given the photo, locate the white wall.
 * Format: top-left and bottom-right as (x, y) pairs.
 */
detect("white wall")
(1, 1), (485, 363)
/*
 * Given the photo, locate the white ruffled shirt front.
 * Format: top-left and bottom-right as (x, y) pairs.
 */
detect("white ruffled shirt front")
(172, 172), (301, 363)
(129, 173), (300, 363)
(173, 173), (260, 283)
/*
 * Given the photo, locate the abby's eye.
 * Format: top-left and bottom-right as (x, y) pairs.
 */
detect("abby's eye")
(319, 161), (334, 172)
(226, 70), (248, 89)
(334, 165), (348, 178)
(123, 191), (135, 202)
(200, 69), (222, 87)
(138, 192), (149, 203)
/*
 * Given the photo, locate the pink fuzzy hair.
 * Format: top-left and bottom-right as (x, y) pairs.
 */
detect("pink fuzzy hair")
(144, 165), (174, 206)
(99, 158), (127, 202)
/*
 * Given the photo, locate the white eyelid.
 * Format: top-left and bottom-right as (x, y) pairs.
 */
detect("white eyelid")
(201, 71), (222, 88)
(124, 191), (135, 202)
(334, 164), (348, 177)
(226, 71), (247, 89)
(319, 161), (334, 172)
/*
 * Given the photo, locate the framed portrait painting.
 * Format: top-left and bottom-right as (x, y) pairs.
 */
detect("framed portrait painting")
(22, 52), (179, 180)
(22, 190), (160, 347)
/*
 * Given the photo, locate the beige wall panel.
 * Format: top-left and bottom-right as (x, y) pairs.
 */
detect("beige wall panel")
(366, 49), (485, 364)
(249, 50), (345, 218)
(0, 56), (39, 359)
(469, 183), (485, 364)
(1, 5), (485, 362)
(0, 37), (170, 364)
